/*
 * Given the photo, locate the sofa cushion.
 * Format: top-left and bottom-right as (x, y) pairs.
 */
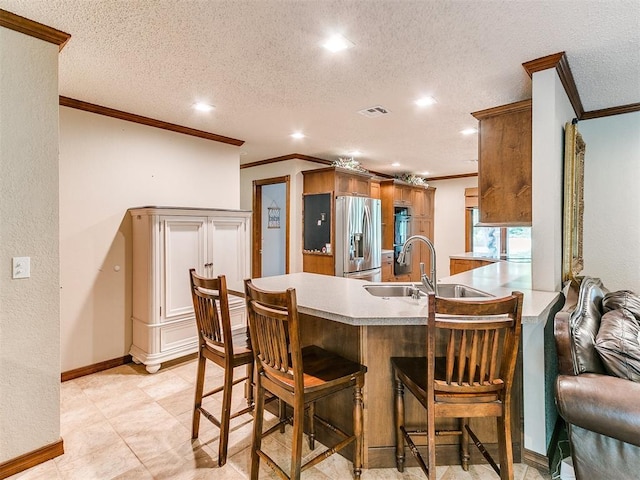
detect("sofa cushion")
(556, 373), (640, 447)
(570, 278), (606, 374)
(595, 307), (640, 382)
(602, 290), (640, 319)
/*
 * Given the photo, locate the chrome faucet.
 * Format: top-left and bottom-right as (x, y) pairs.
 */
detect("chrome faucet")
(397, 235), (437, 294)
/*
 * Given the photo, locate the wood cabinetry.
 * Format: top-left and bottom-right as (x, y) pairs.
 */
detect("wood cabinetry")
(380, 180), (435, 282)
(303, 166), (372, 197)
(129, 207), (251, 373)
(449, 257), (495, 275)
(381, 251), (394, 281)
(472, 99), (532, 226)
(302, 167), (373, 276)
(370, 180), (381, 199)
(393, 184), (413, 206)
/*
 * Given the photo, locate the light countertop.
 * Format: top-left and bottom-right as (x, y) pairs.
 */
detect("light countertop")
(449, 251), (531, 263)
(233, 262), (560, 326)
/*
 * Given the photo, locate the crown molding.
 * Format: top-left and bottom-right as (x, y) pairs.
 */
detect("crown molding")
(240, 153), (331, 169)
(59, 96), (244, 146)
(581, 102), (640, 120)
(523, 52), (583, 117)
(0, 9), (70, 51)
(523, 51), (640, 120)
(471, 99), (532, 120)
(425, 172), (478, 182)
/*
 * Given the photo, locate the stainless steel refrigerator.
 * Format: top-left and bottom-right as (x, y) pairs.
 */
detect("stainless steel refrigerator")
(335, 196), (382, 281)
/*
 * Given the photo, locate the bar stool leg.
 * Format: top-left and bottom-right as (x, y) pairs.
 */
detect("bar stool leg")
(218, 364), (234, 466)
(307, 402), (315, 450)
(290, 399), (305, 480)
(394, 376), (406, 472)
(460, 417), (470, 471)
(191, 351), (207, 439)
(353, 380), (364, 480)
(250, 379), (265, 480)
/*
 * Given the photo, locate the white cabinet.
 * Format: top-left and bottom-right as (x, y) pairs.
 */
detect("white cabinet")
(129, 207), (251, 373)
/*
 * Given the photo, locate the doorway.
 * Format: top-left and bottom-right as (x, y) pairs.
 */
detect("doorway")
(252, 176), (290, 278)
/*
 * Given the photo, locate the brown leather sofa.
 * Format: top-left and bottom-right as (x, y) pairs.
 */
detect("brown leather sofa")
(554, 277), (640, 480)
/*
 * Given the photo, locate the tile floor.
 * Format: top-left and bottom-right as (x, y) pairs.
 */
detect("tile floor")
(9, 357), (551, 480)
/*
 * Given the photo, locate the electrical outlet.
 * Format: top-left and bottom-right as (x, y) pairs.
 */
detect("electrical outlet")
(12, 257), (30, 279)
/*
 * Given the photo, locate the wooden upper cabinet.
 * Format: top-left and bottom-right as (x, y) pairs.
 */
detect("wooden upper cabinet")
(370, 180), (381, 199)
(393, 184), (413, 206)
(303, 166), (372, 197)
(472, 99), (532, 226)
(412, 187), (434, 218)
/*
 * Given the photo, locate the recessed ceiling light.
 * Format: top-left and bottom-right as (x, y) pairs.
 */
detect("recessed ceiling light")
(193, 102), (215, 112)
(322, 34), (355, 52)
(290, 132), (305, 139)
(391, 162), (401, 167)
(421, 171), (430, 176)
(348, 150), (362, 157)
(461, 128), (478, 135)
(415, 96), (437, 107)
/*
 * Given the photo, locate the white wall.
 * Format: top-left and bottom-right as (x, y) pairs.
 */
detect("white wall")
(240, 159), (324, 273)
(526, 67), (576, 456)
(59, 107), (241, 371)
(0, 28), (61, 462)
(261, 183), (287, 276)
(531, 68), (576, 292)
(428, 176), (478, 278)
(580, 111), (640, 292)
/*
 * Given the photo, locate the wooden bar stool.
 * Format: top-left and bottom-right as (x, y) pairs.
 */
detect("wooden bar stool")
(189, 269), (254, 467)
(391, 290), (523, 480)
(244, 279), (367, 480)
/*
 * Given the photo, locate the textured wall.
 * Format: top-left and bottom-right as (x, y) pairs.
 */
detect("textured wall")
(58, 107), (241, 371)
(0, 28), (61, 461)
(580, 111), (640, 292)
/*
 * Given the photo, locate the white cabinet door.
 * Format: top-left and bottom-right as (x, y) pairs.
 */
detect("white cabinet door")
(160, 216), (208, 322)
(208, 215), (250, 284)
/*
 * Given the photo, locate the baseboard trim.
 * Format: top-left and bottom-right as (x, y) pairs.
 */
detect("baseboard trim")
(0, 438), (64, 479)
(61, 355), (133, 382)
(523, 448), (549, 472)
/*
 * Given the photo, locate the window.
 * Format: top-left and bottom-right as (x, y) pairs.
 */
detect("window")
(463, 188), (531, 260)
(466, 207), (531, 260)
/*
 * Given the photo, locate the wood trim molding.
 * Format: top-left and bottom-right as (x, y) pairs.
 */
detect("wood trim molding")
(0, 9), (70, 51)
(426, 172), (478, 182)
(523, 52), (583, 116)
(472, 99), (532, 120)
(523, 447), (549, 472)
(523, 51), (640, 120)
(59, 96), (244, 146)
(581, 102), (640, 120)
(61, 355), (132, 382)
(240, 153), (331, 169)
(0, 439), (64, 479)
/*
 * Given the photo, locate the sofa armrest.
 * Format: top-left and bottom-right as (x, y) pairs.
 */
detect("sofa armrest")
(556, 373), (640, 447)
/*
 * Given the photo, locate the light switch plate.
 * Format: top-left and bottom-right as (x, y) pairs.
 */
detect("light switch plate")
(12, 257), (30, 279)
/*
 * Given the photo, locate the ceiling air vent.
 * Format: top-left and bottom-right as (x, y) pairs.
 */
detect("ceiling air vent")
(358, 105), (390, 118)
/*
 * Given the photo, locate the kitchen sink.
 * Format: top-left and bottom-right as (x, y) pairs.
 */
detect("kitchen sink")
(436, 283), (493, 298)
(363, 283), (426, 298)
(363, 283), (493, 299)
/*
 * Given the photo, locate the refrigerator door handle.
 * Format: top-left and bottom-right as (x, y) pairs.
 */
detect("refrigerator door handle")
(364, 203), (372, 264)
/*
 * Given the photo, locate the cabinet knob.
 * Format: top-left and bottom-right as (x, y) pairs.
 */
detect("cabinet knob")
(204, 262), (213, 268)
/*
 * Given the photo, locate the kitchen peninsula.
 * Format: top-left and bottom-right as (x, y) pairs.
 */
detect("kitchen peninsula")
(234, 262), (561, 468)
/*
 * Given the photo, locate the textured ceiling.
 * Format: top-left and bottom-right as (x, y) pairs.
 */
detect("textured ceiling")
(2, 0), (639, 177)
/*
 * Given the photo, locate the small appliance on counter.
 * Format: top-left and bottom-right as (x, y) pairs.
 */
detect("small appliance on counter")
(335, 196), (382, 281)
